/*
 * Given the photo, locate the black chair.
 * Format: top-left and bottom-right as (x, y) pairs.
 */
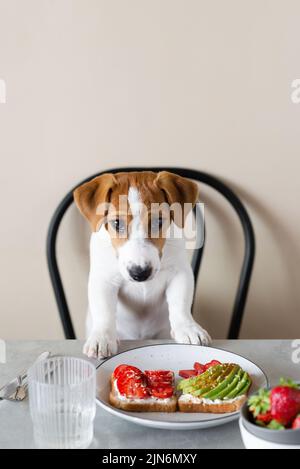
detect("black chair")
(46, 167), (255, 340)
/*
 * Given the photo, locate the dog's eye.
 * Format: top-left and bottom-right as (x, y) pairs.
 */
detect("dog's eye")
(110, 219), (126, 234)
(151, 217), (163, 232)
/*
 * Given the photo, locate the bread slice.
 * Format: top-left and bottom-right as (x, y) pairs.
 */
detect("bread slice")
(178, 394), (247, 413)
(109, 376), (177, 412)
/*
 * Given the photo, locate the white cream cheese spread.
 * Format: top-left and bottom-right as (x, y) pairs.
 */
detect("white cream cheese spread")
(179, 393), (245, 405)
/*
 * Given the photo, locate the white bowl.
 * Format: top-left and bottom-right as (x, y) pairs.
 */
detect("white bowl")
(239, 418), (300, 450)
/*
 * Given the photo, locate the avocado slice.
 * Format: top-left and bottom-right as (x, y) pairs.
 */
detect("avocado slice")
(225, 372), (250, 399)
(190, 369), (228, 396)
(192, 387), (213, 397)
(185, 367), (228, 395)
(207, 368), (244, 400)
(234, 378), (251, 397)
(178, 366), (224, 393)
(201, 365), (240, 399)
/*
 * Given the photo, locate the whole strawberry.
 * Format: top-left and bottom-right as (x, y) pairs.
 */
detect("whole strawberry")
(271, 386), (300, 426)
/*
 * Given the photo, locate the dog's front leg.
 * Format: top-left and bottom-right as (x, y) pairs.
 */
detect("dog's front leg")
(166, 267), (211, 346)
(83, 277), (119, 359)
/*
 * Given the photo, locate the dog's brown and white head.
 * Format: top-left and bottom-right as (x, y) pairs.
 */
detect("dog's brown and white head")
(74, 171), (199, 282)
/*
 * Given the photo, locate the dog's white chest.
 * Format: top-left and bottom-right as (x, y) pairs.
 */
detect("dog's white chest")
(116, 274), (170, 340)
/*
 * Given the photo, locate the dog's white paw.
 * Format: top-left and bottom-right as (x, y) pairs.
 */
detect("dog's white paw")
(171, 321), (212, 346)
(83, 330), (118, 359)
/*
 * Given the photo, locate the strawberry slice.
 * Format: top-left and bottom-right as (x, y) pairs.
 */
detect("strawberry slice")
(145, 370), (174, 398)
(114, 365), (150, 399)
(194, 362), (206, 374)
(204, 360), (221, 370)
(145, 370), (173, 381)
(117, 376), (149, 399)
(113, 364), (141, 380)
(179, 369), (198, 379)
(151, 386), (174, 399)
(179, 360), (221, 379)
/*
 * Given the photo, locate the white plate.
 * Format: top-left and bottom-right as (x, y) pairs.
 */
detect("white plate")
(96, 343), (268, 430)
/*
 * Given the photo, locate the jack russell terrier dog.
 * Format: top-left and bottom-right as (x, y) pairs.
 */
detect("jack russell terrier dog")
(74, 171), (211, 359)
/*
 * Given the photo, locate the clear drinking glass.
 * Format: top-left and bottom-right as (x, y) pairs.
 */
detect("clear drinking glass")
(28, 356), (96, 449)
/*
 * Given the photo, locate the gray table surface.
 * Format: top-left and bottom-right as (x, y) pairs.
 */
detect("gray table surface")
(0, 340), (298, 449)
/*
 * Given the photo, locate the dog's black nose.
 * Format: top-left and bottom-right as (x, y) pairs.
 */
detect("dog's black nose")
(128, 264), (152, 282)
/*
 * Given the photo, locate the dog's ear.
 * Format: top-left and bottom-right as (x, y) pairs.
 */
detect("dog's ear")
(73, 173), (117, 231)
(155, 171), (199, 227)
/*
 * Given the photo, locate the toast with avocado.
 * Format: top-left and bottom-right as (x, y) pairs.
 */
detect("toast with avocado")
(177, 363), (251, 413)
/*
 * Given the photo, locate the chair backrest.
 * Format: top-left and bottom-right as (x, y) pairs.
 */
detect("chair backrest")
(46, 167), (255, 340)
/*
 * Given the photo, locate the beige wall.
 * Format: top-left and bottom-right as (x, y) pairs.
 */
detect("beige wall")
(0, 0), (300, 340)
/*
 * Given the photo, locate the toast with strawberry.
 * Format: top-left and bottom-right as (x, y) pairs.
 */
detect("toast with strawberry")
(109, 365), (177, 412)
